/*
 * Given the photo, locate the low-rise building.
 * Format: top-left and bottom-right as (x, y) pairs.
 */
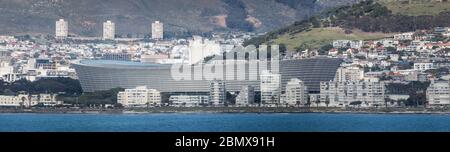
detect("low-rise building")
(333, 40), (363, 49)
(0, 95), (29, 107)
(320, 78), (385, 107)
(169, 95), (209, 107)
(0, 93), (61, 107)
(334, 66), (364, 82)
(427, 80), (450, 106)
(394, 32), (414, 41)
(414, 62), (435, 71)
(117, 86), (161, 107)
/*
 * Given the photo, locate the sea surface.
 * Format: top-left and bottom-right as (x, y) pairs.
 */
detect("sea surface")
(0, 113), (449, 132)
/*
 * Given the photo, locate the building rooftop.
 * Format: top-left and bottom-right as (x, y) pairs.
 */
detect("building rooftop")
(77, 60), (171, 68)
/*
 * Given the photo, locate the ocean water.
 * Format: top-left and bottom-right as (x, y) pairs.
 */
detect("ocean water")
(0, 113), (449, 132)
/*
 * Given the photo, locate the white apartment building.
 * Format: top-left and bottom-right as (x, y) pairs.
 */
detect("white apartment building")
(393, 32), (414, 41)
(260, 70), (281, 105)
(103, 20), (115, 40)
(117, 86), (161, 107)
(426, 80), (450, 106)
(0, 61), (13, 79)
(38, 94), (62, 106)
(55, 19), (68, 38)
(334, 66), (364, 82)
(0, 93), (60, 107)
(235, 85), (255, 106)
(284, 78), (308, 106)
(152, 21), (164, 40)
(320, 78), (385, 107)
(209, 80), (227, 106)
(0, 94), (32, 107)
(414, 62), (435, 71)
(374, 39), (399, 48)
(169, 95), (209, 107)
(332, 40), (363, 49)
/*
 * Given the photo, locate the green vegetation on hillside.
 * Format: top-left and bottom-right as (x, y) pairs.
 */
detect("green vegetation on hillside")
(379, 0), (450, 16)
(271, 27), (393, 52)
(244, 0), (450, 52)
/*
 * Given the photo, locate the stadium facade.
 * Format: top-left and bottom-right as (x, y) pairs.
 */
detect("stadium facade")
(72, 58), (342, 93)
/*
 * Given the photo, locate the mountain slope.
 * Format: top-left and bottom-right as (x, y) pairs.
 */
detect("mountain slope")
(0, 0), (359, 36)
(379, 0), (450, 16)
(244, 0), (450, 52)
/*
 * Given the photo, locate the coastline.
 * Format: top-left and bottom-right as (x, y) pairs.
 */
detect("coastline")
(1, 107), (450, 115)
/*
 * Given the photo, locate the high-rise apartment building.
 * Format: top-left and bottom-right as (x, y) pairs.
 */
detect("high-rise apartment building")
(152, 21), (164, 40)
(209, 80), (227, 106)
(103, 20), (115, 40)
(260, 70), (281, 105)
(55, 19), (68, 38)
(285, 78), (308, 106)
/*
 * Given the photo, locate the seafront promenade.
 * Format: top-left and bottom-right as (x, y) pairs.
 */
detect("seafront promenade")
(1, 107), (450, 114)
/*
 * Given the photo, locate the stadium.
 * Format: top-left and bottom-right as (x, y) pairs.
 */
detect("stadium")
(72, 58), (343, 93)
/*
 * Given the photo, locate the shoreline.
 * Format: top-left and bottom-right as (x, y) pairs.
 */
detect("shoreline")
(1, 107), (450, 115)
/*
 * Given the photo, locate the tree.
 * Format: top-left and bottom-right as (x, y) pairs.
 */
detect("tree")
(349, 101), (362, 108)
(73, 88), (125, 106)
(315, 99), (320, 108)
(2, 89), (15, 96)
(20, 96), (27, 109)
(319, 44), (333, 54)
(385, 47), (396, 52)
(310, 17), (321, 28)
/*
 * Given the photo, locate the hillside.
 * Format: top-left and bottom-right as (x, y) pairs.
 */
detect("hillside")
(0, 0), (359, 37)
(244, 0), (450, 52)
(379, 0), (450, 16)
(272, 27), (393, 51)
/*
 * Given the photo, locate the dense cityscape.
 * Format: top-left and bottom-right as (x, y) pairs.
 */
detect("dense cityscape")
(3, 0), (450, 149)
(0, 17), (448, 113)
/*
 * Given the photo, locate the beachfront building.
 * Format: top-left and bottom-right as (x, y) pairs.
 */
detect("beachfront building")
(235, 85), (255, 106)
(320, 78), (385, 107)
(0, 95), (31, 107)
(260, 70), (281, 105)
(209, 80), (227, 106)
(169, 95), (209, 107)
(0, 93), (61, 107)
(37, 94), (62, 106)
(117, 86), (161, 107)
(284, 78), (308, 106)
(426, 80), (450, 106)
